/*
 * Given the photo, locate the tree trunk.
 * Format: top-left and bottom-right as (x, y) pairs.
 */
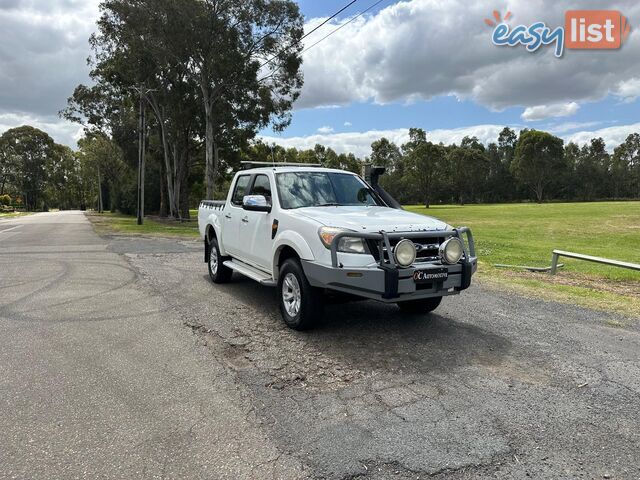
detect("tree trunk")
(204, 102), (215, 199)
(534, 181), (544, 203)
(146, 95), (177, 218)
(159, 160), (168, 217)
(180, 151), (190, 220)
(172, 144), (182, 220)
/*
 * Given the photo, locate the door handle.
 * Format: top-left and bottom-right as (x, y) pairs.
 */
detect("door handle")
(225, 214), (232, 219)
(241, 217), (249, 223)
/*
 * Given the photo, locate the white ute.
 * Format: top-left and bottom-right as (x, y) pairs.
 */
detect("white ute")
(198, 163), (477, 330)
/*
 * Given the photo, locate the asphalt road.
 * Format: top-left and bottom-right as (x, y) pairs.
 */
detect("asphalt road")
(0, 211), (638, 479)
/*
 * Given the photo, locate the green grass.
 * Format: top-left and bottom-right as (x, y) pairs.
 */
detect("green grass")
(0, 211), (32, 218)
(406, 201), (640, 281)
(88, 212), (199, 238)
(406, 202), (640, 318)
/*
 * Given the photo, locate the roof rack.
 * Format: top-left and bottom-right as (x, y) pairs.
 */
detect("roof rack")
(241, 161), (323, 170)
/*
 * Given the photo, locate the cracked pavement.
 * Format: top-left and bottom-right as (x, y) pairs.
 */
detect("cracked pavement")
(1, 211), (639, 479)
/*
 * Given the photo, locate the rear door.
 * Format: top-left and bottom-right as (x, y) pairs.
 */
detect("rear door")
(240, 173), (274, 270)
(222, 174), (251, 258)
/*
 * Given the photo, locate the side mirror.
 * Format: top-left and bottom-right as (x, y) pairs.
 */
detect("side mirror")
(242, 195), (271, 213)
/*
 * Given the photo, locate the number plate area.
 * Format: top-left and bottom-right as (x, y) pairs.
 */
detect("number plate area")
(413, 267), (448, 283)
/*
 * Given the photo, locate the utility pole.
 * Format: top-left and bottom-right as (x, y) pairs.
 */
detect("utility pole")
(97, 164), (103, 213)
(136, 87), (147, 225)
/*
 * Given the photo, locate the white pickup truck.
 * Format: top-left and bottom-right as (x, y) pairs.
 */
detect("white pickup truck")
(198, 164), (477, 330)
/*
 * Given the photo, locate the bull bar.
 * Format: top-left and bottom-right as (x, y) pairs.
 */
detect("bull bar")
(329, 227), (476, 268)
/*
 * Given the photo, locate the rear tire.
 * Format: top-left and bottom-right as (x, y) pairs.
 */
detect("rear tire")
(278, 258), (324, 330)
(397, 296), (442, 314)
(208, 237), (233, 284)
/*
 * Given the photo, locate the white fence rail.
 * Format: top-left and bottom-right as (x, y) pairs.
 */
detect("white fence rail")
(550, 250), (640, 275)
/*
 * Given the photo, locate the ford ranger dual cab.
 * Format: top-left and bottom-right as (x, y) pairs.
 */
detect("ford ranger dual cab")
(198, 164), (477, 330)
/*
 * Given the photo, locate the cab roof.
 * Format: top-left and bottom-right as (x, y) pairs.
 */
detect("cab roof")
(237, 166), (359, 175)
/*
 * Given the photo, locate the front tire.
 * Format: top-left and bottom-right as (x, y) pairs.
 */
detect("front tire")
(208, 237), (233, 284)
(278, 258), (324, 330)
(397, 296), (442, 314)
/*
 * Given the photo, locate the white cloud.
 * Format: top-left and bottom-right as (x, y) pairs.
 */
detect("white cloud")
(521, 102), (579, 121)
(344, 121), (353, 127)
(261, 129), (410, 158)
(261, 122), (640, 157)
(317, 125), (334, 134)
(0, 113), (83, 147)
(261, 125), (510, 158)
(566, 123), (640, 151)
(545, 121), (604, 134)
(613, 77), (640, 102)
(298, 0), (640, 111)
(0, 0), (100, 146)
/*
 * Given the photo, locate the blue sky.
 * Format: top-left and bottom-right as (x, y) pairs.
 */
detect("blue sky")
(259, 0), (640, 156)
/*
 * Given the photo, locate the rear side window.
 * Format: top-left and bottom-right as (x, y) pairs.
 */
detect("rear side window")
(249, 175), (272, 202)
(231, 175), (251, 206)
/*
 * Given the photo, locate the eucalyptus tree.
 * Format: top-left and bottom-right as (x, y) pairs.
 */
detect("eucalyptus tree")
(511, 130), (566, 202)
(181, 0), (305, 197)
(402, 128), (445, 207)
(0, 126), (55, 211)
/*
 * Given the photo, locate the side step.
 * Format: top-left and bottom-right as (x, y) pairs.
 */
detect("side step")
(223, 260), (276, 287)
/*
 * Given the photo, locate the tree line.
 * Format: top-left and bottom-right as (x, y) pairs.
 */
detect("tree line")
(1, 124), (638, 213)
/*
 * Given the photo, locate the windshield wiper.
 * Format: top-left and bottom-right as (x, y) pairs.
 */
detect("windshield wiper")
(316, 203), (341, 207)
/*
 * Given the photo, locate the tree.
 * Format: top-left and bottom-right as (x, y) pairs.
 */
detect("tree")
(573, 138), (609, 200)
(612, 133), (640, 198)
(183, 0), (304, 198)
(77, 133), (126, 213)
(511, 130), (566, 202)
(0, 126), (55, 211)
(0, 134), (19, 196)
(46, 144), (84, 210)
(370, 138), (402, 170)
(402, 129), (444, 207)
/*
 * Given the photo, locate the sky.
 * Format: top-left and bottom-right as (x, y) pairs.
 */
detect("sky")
(0, 0), (638, 158)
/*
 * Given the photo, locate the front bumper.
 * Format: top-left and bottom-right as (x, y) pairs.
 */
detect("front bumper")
(302, 228), (477, 303)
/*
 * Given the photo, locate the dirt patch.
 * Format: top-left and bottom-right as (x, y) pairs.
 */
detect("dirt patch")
(495, 269), (640, 297)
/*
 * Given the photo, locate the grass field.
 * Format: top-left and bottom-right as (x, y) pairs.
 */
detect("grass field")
(406, 201), (640, 318)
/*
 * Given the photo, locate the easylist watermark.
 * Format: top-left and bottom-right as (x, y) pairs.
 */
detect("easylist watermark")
(485, 10), (632, 57)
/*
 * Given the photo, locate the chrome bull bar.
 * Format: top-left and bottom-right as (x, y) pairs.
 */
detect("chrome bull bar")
(330, 227), (476, 268)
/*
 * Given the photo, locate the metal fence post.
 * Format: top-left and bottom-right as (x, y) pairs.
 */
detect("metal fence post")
(550, 252), (560, 275)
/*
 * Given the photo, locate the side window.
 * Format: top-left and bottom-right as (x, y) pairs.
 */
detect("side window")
(231, 175), (251, 206)
(250, 174), (272, 202)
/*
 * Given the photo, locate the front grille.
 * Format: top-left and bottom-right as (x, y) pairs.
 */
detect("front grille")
(367, 236), (446, 264)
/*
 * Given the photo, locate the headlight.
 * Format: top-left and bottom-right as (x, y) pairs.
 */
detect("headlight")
(394, 239), (416, 267)
(439, 237), (464, 264)
(318, 227), (366, 254)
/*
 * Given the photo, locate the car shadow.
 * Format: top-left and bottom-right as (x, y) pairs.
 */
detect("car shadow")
(214, 274), (510, 375)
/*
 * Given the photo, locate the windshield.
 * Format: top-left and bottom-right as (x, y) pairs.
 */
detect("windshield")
(276, 172), (383, 209)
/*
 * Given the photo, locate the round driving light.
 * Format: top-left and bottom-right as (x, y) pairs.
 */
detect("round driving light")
(440, 237), (464, 265)
(394, 239), (417, 267)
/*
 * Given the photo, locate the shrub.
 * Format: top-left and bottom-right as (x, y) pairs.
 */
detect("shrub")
(0, 194), (11, 206)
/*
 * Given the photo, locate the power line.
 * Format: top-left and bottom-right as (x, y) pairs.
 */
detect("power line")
(301, 0), (388, 55)
(259, 0), (389, 82)
(300, 0), (359, 42)
(258, 0), (359, 70)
